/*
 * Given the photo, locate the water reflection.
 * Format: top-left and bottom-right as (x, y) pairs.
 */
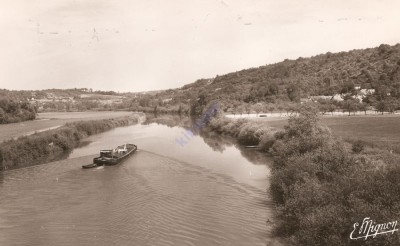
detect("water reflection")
(0, 113), (282, 246)
(145, 113), (271, 166)
(144, 113), (189, 128)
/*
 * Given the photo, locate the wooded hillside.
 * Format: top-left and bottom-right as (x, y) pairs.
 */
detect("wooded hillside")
(136, 43), (400, 115)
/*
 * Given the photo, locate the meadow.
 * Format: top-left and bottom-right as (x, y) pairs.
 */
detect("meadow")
(259, 115), (400, 150)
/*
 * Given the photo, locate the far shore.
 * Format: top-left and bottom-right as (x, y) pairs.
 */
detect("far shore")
(225, 110), (400, 120)
(224, 112), (400, 147)
(0, 111), (135, 142)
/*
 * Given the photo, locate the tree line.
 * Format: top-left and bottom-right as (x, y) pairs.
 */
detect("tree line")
(0, 99), (37, 124)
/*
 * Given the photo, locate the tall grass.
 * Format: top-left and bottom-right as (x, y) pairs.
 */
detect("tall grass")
(0, 115), (141, 170)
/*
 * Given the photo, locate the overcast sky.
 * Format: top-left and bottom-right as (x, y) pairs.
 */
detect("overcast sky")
(0, 0), (399, 92)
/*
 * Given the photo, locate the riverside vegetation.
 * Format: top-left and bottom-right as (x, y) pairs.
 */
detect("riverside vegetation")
(0, 114), (142, 170)
(0, 99), (37, 124)
(207, 105), (400, 246)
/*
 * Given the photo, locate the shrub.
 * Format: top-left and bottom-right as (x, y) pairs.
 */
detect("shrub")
(238, 123), (262, 145)
(352, 140), (365, 153)
(258, 130), (277, 151)
(208, 116), (230, 134)
(0, 99), (36, 124)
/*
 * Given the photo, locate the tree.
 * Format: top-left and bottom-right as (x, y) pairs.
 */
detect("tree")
(153, 105), (158, 114)
(375, 100), (386, 115)
(190, 94), (207, 116)
(253, 103), (264, 117)
(318, 103), (330, 115)
(266, 104), (276, 114)
(237, 105), (245, 116)
(359, 102), (368, 115)
(327, 103), (336, 115)
(385, 97), (398, 114)
(277, 105), (284, 116)
(226, 107), (234, 117)
(342, 98), (359, 116)
(340, 82), (355, 94)
(65, 102), (72, 112)
(177, 104), (182, 115)
(286, 84), (300, 102)
(245, 104), (252, 116)
(285, 102), (299, 116)
(0, 107), (6, 124)
(268, 82), (279, 95)
(375, 85), (390, 100)
(139, 97), (150, 107)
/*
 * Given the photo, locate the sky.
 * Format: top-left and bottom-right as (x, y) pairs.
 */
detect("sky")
(0, 0), (399, 92)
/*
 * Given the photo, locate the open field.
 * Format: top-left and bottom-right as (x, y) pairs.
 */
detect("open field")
(258, 114), (400, 146)
(0, 111), (134, 142)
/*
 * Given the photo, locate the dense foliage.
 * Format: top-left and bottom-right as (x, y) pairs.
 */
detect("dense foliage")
(208, 114), (278, 151)
(269, 108), (400, 245)
(207, 107), (400, 245)
(0, 115), (141, 170)
(0, 99), (36, 124)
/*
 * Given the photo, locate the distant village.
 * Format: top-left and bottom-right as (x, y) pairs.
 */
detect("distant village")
(20, 88), (136, 112)
(301, 86), (376, 103)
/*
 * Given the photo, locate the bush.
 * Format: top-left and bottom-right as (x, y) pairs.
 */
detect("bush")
(238, 123), (262, 145)
(0, 99), (36, 124)
(209, 116), (278, 147)
(352, 140), (365, 153)
(258, 130), (276, 151)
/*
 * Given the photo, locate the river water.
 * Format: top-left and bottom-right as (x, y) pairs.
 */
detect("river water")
(0, 116), (282, 246)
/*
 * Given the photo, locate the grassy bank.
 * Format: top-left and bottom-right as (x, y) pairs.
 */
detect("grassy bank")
(208, 108), (400, 245)
(0, 111), (136, 142)
(0, 114), (142, 170)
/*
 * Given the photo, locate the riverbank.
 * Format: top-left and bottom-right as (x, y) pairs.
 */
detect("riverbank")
(0, 111), (136, 142)
(225, 110), (400, 119)
(207, 109), (400, 245)
(0, 113), (144, 170)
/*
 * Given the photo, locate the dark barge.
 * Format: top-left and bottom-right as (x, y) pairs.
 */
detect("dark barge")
(82, 144), (137, 169)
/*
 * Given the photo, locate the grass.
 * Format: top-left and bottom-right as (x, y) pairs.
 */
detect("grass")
(0, 111), (134, 142)
(260, 115), (400, 151)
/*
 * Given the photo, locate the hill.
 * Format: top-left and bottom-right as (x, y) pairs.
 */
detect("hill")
(133, 43), (400, 115)
(2, 43), (400, 116)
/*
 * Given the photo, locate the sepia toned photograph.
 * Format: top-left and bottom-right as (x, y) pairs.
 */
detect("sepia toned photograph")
(0, 1), (399, 245)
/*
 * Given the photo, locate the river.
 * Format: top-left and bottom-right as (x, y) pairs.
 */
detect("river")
(0, 115), (282, 246)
